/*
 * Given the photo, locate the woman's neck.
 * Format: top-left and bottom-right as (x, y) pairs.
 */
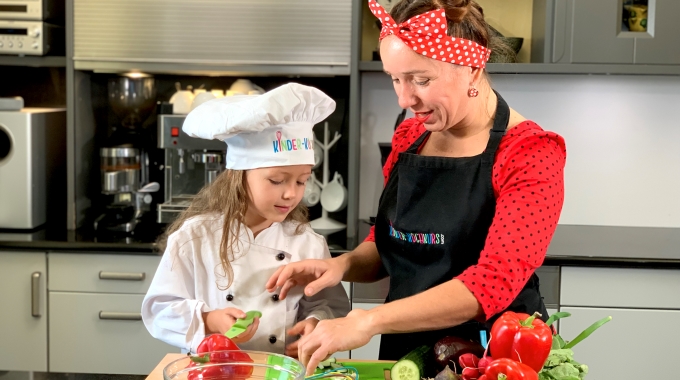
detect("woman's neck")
(423, 85), (497, 157)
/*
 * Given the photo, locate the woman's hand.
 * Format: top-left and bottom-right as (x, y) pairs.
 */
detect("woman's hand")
(297, 309), (376, 375)
(266, 257), (347, 299)
(284, 318), (320, 358)
(202, 308), (260, 343)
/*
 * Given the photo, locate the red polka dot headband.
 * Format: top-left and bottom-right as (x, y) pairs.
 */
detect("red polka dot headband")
(368, 0), (491, 69)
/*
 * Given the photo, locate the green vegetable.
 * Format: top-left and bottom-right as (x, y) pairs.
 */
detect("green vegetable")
(538, 315), (610, 380)
(563, 316), (612, 349)
(317, 357), (337, 369)
(545, 312), (571, 327)
(225, 310), (263, 339)
(391, 345), (430, 380)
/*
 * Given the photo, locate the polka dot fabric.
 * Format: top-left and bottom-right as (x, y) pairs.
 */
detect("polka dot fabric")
(365, 118), (567, 321)
(368, 0), (491, 69)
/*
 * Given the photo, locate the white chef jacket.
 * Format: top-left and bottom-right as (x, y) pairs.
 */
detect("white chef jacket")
(141, 213), (350, 354)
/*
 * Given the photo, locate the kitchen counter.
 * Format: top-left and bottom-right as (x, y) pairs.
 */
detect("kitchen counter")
(1, 224), (679, 268)
(0, 224), (163, 253)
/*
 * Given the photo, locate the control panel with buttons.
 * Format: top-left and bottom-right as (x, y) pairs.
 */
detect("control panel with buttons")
(0, 20), (63, 56)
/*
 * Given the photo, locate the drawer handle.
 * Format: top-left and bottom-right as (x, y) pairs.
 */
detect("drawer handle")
(99, 311), (142, 321)
(31, 272), (41, 318)
(99, 271), (145, 281)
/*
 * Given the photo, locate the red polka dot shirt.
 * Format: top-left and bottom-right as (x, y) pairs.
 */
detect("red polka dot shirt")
(364, 118), (567, 320)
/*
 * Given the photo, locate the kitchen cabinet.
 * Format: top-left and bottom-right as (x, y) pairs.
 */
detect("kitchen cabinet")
(0, 252), (47, 372)
(635, 0), (680, 64)
(73, 0), (352, 75)
(49, 292), (176, 375)
(560, 266), (680, 379)
(552, 0), (680, 65)
(48, 253), (178, 375)
(560, 306), (679, 379)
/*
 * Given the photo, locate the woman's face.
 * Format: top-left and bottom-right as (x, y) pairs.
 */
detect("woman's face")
(380, 35), (476, 132)
(245, 165), (311, 224)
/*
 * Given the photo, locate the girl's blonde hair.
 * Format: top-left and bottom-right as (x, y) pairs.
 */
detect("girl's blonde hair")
(156, 169), (309, 289)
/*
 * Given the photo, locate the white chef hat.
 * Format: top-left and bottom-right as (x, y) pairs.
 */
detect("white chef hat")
(182, 83), (336, 170)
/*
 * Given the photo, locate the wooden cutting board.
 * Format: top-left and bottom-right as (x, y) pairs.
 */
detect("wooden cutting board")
(145, 354), (395, 380)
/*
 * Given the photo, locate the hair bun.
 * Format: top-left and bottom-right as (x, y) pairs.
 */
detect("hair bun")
(435, 0), (472, 23)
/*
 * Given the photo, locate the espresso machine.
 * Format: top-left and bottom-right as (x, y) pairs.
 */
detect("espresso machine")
(157, 114), (226, 223)
(94, 74), (159, 233)
(94, 147), (159, 233)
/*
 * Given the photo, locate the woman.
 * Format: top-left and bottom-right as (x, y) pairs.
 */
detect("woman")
(266, 0), (566, 373)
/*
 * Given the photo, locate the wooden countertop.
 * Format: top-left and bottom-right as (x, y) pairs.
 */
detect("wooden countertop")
(147, 353), (185, 380)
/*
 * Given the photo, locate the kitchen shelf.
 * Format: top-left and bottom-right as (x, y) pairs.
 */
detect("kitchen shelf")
(359, 60), (680, 75)
(0, 56), (66, 68)
(73, 60), (350, 77)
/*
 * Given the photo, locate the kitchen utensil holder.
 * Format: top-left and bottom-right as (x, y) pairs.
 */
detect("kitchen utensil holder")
(309, 122), (346, 238)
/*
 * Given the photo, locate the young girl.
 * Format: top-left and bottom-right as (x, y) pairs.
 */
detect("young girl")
(141, 83), (350, 357)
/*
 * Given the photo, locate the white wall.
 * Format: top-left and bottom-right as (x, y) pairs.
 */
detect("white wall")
(359, 73), (680, 228)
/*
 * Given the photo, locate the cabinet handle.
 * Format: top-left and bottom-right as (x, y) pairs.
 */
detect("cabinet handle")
(31, 272), (41, 317)
(99, 271), (145, 281)
(98, 311), (143, 321)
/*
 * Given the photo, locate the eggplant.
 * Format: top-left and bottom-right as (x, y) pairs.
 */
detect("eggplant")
(433, 336), (485, 370)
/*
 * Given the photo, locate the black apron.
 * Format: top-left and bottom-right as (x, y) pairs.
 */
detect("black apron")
(374, 91), (547, 361)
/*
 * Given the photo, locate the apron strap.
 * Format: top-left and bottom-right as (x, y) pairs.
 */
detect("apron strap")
(482, 90), (510, 165)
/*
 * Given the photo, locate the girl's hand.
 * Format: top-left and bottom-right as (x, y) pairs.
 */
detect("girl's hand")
(202, 308), (260, 343)
(284, 318), (320, 357)
(231, 317), (259, 344)
(266, 257), (346, 299)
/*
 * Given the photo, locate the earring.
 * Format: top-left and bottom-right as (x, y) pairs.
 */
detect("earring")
(468, 86), (479, 98)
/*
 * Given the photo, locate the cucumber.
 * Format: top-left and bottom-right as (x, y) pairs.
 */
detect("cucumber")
(390, 345), (430, 380)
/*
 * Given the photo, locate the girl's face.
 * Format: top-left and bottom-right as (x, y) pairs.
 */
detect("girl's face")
(245, 165), (312, 225)
(380, 35), (478, 132)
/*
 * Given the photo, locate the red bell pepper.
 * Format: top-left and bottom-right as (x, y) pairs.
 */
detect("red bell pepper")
(488, 312), (552, 372)
(482, 358), (538, 380)
(187, 334), (254, 379)
(196, 334), (240, 354)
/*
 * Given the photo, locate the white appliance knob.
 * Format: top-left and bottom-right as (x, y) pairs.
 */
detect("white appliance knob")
(7, 42), (12, 48)
(29, 28), (40, 38)
(0, 42), (3, 48)
(17, 41), (22, 48)
(32, 42), (38, 49)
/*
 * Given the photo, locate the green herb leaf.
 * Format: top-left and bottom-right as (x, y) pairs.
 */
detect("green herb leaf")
(546, 363), (580, 380)
(546, 312), (572, 327)
(552, 334), (567, 350)
(564, 316), (612, 349)
(544, 349), (575, 368)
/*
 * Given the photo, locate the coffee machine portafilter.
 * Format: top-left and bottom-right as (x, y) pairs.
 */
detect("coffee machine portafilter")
(157, 115), (227, 223)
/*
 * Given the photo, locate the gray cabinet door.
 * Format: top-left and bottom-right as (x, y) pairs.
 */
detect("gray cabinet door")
(560, 307), (680, 379)
(0, 252), (47, 372)
(49, 292), (178, 375)
(636, 0), (680, 64)
(553, 0), (634, 63)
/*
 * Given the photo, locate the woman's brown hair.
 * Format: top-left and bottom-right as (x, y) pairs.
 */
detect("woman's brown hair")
(390, 0), (516, 63)
(156, 169), (309, 289)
